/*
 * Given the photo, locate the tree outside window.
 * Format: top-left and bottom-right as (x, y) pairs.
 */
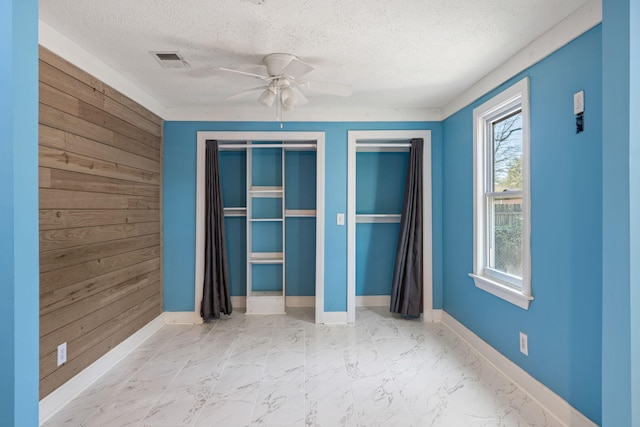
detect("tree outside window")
(490, 112), (522, 277)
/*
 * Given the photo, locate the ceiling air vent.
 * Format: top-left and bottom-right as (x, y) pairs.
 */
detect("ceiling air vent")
(150, 51), (190, 69)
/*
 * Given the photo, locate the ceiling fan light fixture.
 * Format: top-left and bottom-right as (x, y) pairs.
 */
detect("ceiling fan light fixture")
(280, 86), (298, 110)
(258, 87), (276, 108)
(220, 53), (352, 115)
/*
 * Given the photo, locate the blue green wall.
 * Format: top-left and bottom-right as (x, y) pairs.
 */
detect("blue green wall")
(442, 26), (602, 423)
(602, 0), (640, 425)
(356, 151), (408, 296)
(0, 0), (40, 424)
(163, 121), (443, 312)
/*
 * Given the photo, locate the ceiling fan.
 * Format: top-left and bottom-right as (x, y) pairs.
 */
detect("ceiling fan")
(219, 53), (352, 112)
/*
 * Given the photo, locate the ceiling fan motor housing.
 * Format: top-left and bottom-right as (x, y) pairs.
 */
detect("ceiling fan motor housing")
(263, 53), (298, 76)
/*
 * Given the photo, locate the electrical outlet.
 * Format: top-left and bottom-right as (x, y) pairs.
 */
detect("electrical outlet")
(519, 332), (528, 356)
(57, 342), (67, 366)
(336, 213), (345, 226)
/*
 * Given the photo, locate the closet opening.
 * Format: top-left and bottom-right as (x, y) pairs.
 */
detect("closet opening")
(195, 132), (325, 322)
(347, 130), (433, 324)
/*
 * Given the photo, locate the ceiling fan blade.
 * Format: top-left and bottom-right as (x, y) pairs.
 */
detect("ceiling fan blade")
(281, 58), (314, 79)
(225, 86), (268, 100)
(218, 67), (271, 80)
(292, 87), (309, 106)
(300, 80), (352, 97)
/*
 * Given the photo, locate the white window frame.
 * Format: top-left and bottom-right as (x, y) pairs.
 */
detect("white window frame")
(470, 77), (533, 310)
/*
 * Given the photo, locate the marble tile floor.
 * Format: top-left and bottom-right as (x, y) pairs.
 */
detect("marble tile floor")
(43, 307), (562, 427)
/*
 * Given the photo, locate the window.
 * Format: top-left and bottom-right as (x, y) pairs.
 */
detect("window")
(470, 77), (532, 309)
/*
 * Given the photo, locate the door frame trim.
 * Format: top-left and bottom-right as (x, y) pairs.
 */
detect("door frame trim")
(347, 130), (433, 323)
(195, 131), (325, 322)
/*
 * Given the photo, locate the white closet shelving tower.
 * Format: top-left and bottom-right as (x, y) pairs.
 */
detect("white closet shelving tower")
(246, 145), (286, 314)
(213, 137), (320, 315)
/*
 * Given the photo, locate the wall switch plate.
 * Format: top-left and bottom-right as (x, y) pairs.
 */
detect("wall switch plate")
(574, 90), (585, 114)
(519, 332), (528, 356)
(57, 342), (67, 366)
(336, 213), (345, 226)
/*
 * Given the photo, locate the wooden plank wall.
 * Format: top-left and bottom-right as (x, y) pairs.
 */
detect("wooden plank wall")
(38, 46), (164, 398)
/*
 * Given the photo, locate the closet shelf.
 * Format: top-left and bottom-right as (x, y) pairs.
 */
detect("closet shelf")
(248, 291), (284, 297)
(355, 143), (411, 153)
(249, 186), (283, 198)
(356, 213), (402, 223)
(249, 218), (284, 222)
(249, 252), (284, 264)
(224, 207), (247, 217)
(285, 209), (316, 217)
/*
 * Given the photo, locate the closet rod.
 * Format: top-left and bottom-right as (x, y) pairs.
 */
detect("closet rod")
(218, 143), (316, 149)
(355, 143), (411, 148)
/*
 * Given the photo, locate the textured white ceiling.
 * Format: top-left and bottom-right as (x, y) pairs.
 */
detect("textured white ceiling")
(39, 0), (591, 118)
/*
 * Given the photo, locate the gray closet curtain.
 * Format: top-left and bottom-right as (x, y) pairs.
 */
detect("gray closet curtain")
(390, 138), (423, 318)
(201, 140), (233, 320)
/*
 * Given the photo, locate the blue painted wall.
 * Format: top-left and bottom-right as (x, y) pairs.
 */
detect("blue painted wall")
(630, 4), (640, 422)
(356, 223), (402, 296)
(355, 151), (408, 296)
(163, 121), (443, 312)
(442, 26), (602, 424)
(602, 0), (640, 425)
(0, 0), (39, 424)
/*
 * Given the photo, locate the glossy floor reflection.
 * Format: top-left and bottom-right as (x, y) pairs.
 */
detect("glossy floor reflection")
(43, 307), (561, 427)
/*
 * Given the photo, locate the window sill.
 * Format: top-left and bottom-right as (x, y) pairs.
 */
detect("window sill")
(468, 273), (533, 310)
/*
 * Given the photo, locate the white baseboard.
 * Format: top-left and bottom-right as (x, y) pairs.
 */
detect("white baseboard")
(164, 311), (203, 325)
(234, 296), (343, 323)
(230, 296), (315, 308)
(424, 308), (443, 322)
(175, 297), (315, 326)
(356, 295), (390, 306)
(355, 297), (442, 323)
(286, 296), (315, 307)
(39, 314), (165, 425)
(440, 312), (596, 427)
(231, 296), (246, 307)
